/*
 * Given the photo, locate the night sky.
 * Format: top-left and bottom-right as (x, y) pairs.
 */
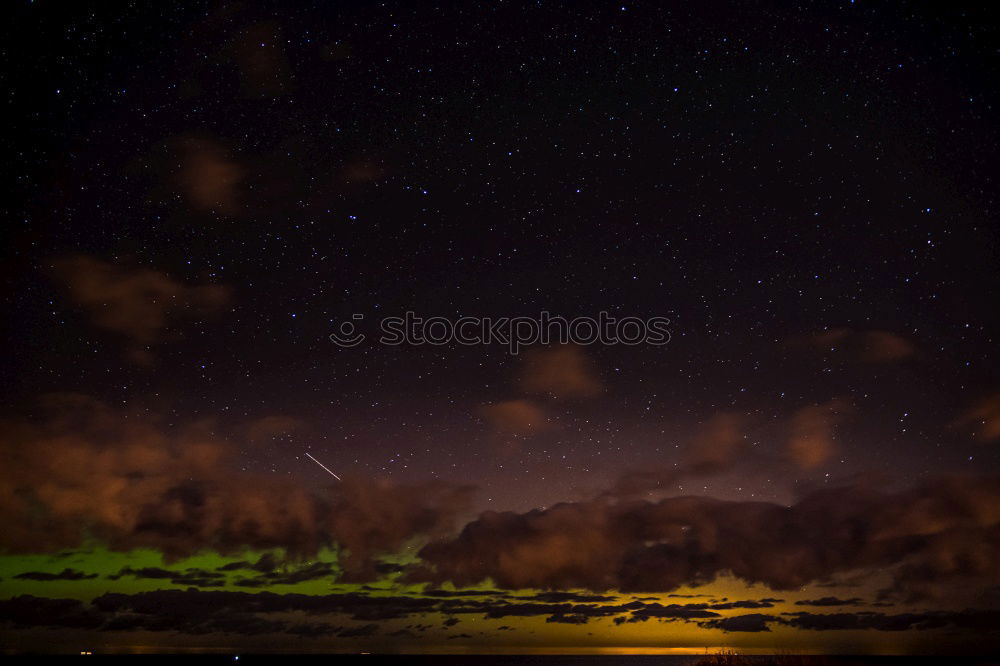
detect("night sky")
(3, 0), (1000, 656)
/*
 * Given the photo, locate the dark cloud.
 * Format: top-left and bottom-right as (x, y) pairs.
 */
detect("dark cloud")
(216, 553), (278, 573)
(612, 598), (781, 625)
(709, 599), (782, 610)
(699, 609), (1000, 634)
(109, 566), (226, 588)
(546, 613), (590, 624)
(421, 588), (510, 598)
(233, 562), (335, 588)
(13, 568), (97, 581)
(416, 475), (1000, 600)
(287, 622), (341, 638)
(18, 587), (613, 634)
(373, 561), (407, 576)
(782, 610), (1000, 632)
(338, 623), (379, 638)
(388, 628), (418, 638)
(629, 603), (721, 620)
(666, 593), (713, 599)
(480, 601), (625, 621)
(6, 588), (998, 642)
(701, 613), (778, 633)
(0, 596), (102, 629)
(528, 591), (618, 603)
(795, 597), (864, 607)
(330, 477), (476, 580)
(217, 560), (252, 572)
(88, 588), (601, 625)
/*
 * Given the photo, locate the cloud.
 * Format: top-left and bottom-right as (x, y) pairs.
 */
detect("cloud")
(518, 346), (602, 399)
(858, 330), (918, 362)
(528, 592), (618, 603)
(174, 135), (244, 213)
(781, 610), (1000, 632)
(956, 393), (1000, 442)
(606, 413), (748, 497)
(233, 562), (335, 588)
(701, 613), (777, 632)
(802, 328), (916, 363)
(786, 399), (851, 470)
(415, 475), (1000, 600)
(0, 596), (102, 629)
(420, 589), (507, 599)
(480, 399), (550, 435)
(217, 553), (278, 573)
(5, 397), (1000, 604)
(628, 603), (720, 620)
(109, 566), (226, 588)
(545, 613), (590, 624)
(609, 398), (852, 499)
(330, 477), (476, 580)
(0, 396), (473, 576)
(13, 568), (98, 582)
(226, 21), (293, 97)
(686, 412), (747, 474)
(3, 587), (999, 641)
(79, 588), (630, 628)
(709, 599), (782, 610)
(48, 255), (231, 361)
(479, 346), (602, 439)
(794, 596), (864, 607)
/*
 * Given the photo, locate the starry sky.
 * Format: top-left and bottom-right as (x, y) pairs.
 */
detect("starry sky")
(3, 0), (1000, 656)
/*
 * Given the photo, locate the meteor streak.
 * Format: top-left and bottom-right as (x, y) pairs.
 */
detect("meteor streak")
(304, 452), (341, 481)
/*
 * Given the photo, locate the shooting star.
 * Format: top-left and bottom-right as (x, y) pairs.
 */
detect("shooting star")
(304, 451), (341, 481)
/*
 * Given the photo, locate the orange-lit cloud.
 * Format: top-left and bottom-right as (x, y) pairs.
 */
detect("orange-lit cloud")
(786, 398), (852, 470)
(480, 399), (550, 435)
(957, 393), (1000, 442)
(0, 395), (474, 575)
(174, 135), (244, 214)
(686, 412), (747, 473)
(49, 255), (231, 362)
(802, 328), (916, 363)
(518, 345), (602, 399)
